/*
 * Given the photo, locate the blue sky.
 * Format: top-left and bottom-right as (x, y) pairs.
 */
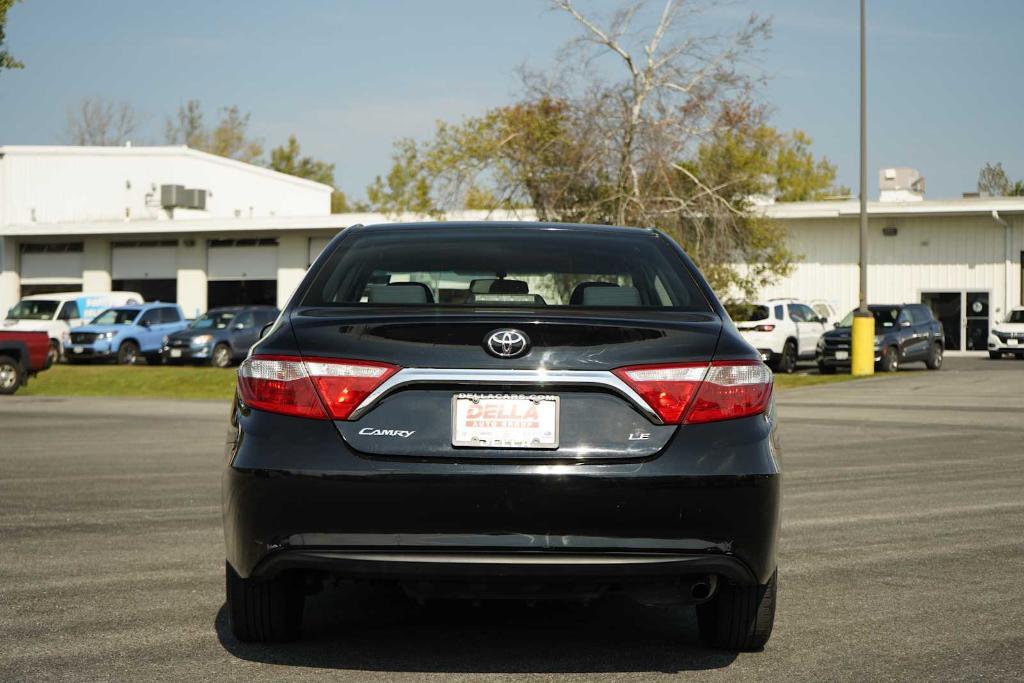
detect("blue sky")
(2, 0), (1023, 200)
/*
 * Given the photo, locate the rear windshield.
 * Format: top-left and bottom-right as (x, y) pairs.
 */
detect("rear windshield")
(191, 311), (237, 330)
(300, 228), (710, 311)
(837, 307), (901, 328)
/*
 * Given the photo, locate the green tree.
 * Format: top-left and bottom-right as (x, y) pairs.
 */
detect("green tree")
(269, 135), (335, 185)
(365, 139), (437, 216)
(0, 0), (23, 73)
(164, 100), (263, 163)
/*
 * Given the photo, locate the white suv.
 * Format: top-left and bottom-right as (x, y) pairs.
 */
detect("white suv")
(733, 298), (829, 373)
(988, 307), (1024, 359)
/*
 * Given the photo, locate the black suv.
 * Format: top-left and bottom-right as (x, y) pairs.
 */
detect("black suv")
(223, 222), (780, 651)
(817, 303), (944, 373)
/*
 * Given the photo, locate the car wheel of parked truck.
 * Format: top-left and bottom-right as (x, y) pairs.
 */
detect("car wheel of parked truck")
(223, 222), (781, 651)
(926, 342), (943, 370)
(117, 341), (139, 365)
(0, 355), (24, 394)
(47, 341), (60, 366)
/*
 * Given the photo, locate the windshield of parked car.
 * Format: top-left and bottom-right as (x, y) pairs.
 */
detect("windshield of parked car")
(90, 308), (140, 325)
(1007, 310), (1024, 324)
(301, 228), (710, 311)
(6, 300), (59, 320)
(837, 307), (901, 329)
(190, 311), (236, 330)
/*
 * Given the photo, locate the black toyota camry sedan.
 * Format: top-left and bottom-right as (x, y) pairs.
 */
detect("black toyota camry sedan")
(223, 222), (780, 651)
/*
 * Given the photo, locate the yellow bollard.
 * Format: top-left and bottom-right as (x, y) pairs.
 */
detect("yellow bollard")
(850, 312), (875, 376)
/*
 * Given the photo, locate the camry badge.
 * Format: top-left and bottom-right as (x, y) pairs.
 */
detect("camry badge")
(485, 329), (530, 358)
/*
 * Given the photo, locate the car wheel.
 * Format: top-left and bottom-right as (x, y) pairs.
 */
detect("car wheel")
(225, 562), (303, 642)
(211, 343), (233, 368)
(697, 569), (777, 651)
(117, 341), (139, 365)
(879, 346), (899, 372)
(817, 362), (836, 375)
(47, 341), (61, 366)
(925, 343), (943, 370)
(988, 351), (1002, 360)
(0, 355), (24, 395)
(777, 341), (797, 374)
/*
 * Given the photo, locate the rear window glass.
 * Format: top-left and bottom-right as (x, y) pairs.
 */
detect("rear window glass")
(301, 228), (710, 311)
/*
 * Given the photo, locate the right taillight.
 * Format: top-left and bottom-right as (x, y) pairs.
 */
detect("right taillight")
(614, 360), (772, 425)
(237, 355), (398, 420)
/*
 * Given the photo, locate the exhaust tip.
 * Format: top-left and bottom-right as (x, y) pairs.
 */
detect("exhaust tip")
(690, 582), (711, 600)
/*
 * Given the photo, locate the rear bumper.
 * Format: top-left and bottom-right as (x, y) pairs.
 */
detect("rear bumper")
(223, 403), (782, 586)
(161, 344), (211, 361)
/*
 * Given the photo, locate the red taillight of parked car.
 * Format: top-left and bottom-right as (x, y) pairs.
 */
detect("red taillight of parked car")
(237, 355), (398, 420)
(613, 360), (773, 424)
(754, 324), (776, 332)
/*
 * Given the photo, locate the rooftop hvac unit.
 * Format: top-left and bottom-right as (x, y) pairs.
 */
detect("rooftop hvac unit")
(160, 184), (208, 210)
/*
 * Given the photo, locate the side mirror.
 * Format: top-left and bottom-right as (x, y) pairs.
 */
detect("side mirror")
(900, 320), (912, 328)
(833, 322), (840, 329)
(140, 319), (151, 328)
(233, 322), (246, 331)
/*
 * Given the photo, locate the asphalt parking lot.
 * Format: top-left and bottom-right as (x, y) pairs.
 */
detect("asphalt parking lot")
(1, 356), (1022, 681)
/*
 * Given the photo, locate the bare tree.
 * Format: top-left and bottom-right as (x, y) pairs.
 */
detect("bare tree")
(164, 100), (263, 163)
(63, 97), (139, 146)
(547, 0), (771, 225)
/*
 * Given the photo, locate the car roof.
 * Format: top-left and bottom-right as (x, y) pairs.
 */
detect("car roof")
(357, 221), (659, 236)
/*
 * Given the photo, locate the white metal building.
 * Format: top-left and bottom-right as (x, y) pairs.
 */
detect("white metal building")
(1, 147), (1021, 352)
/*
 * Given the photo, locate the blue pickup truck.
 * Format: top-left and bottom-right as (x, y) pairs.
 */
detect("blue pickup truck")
(65, 302), (188, 364)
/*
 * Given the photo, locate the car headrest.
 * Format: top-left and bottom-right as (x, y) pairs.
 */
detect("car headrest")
(468, 278), (497, 293)
(367, 282), (434, 304)
(489, 279), (529, 295)
(570, 281), (618, 306)
(582, 285), (642, 307)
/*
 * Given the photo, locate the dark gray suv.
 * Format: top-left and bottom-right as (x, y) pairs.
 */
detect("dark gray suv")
(162, 306), (278, 367)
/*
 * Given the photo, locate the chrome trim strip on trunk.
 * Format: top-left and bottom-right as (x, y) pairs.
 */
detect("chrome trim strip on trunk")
(349, 367), (662, 423)
(320, 552), (692, 565)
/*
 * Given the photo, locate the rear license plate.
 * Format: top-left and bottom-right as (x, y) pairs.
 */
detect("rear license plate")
(834, 350), (849, 360)
(452, 393), (559, 449)
(170, 349), (183, 358)
(73, 346), (83, 354)
(1008, 339), (1019, 346)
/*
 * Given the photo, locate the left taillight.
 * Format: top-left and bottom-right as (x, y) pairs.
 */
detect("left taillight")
(237, 355), (398, 420)
(613, 360), (773, 425)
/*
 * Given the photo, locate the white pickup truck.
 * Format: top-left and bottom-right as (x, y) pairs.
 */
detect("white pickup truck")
(2, 291), (143, 363)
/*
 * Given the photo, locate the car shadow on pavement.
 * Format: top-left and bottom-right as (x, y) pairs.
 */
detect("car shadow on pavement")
(214, 582), (738, 674)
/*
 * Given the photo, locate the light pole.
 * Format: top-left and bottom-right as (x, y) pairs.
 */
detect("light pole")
(850, 0), (875, 376)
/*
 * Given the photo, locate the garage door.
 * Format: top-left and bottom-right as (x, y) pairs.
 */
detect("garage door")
(20, 242), (83, 285)
(309, 236), (332, 266)
(207, 239), (278, 280)
(111, 241), (177, 279)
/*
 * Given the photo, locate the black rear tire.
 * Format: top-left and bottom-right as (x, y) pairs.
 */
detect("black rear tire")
(117, 341), (139, 365)
(225, 562), (304, 642)
(988, 351), (1001, 360)
(697, 569), (777, 651)
(925, 343), (943, 370)
(773, 341), (797, 374)
(0, 354), (24, 395)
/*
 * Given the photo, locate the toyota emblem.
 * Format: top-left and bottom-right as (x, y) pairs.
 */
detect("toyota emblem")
(485, 329), (530, 358)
